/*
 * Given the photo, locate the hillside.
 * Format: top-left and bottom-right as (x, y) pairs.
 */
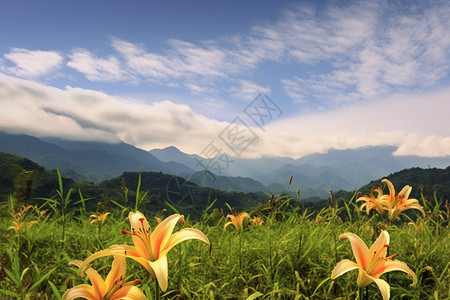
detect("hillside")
(0, 132), (193, 182)
(357, 166), (450, 202)
(0, 152), (266, 216)
(186, 170), (267, 193)
(147, 145), (450, 198)
(0, 151), (71, 203)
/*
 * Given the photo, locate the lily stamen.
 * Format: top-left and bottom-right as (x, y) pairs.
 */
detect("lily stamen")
(386, 253), (399, 260)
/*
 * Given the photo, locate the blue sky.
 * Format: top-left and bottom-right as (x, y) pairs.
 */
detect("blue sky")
(1, 0), (450, 158)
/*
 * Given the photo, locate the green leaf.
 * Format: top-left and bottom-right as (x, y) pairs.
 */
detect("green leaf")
(56, 168), (63, 195)
(110, 199), (126, 210)
(164, 201), (180, 214)
(0, 288), (19, 298)
(4, 268), (20, 287)
(246, 292), (263, 300)
(48, 281), (61, 299)
(28, 267), (57, 292)
(135, 169), (142, 211)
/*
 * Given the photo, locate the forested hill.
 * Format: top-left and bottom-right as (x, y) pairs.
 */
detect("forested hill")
(0, 151), (73, 202)
(0, 152), (266, 216)
(353, 166), (450, 203)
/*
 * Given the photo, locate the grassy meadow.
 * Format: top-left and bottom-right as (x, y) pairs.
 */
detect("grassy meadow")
(0, 175), (449, 300)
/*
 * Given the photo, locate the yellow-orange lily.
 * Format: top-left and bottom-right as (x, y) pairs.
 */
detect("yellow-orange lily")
(356, 186), (389, 216)
(8, 220), (36, 234)
(79, 212), (210, 292)
(331, 231), (416, 300)
(63, 255), (146, 300)
(89, 212), (111, 225)
(381, 179), (425, 221)
(224, 211), (250, 232)
(251, 216), (264, 226)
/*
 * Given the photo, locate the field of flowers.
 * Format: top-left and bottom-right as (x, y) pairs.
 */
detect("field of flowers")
(0, 176), (449, 299)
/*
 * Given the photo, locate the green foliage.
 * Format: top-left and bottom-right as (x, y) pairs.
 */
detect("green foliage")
(0, 154), (449, 299)
(0, 177), (448, 299)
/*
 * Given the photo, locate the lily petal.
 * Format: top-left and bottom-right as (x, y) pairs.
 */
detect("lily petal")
(69, 260), (105, 298)
(149, 255), (169, 291)
(62, 284), (98, 300)
(368, 230), (389, 259)
(382, 179), (396, 204)
(104, 256), (127, 292)
(110, 286), (148, 300)
(129, 211), (151, 259)
(398, 185), (412, 200)
(78, 245), (136, 276)
(78, 245), (154, 276)
(339, 233), (369, 269)
(162, 228), (210, 257)
(151, 214), (184, 259)
(382, 260), (417, 286)
(223, 221), (233, 230)
(373, 278), (390, 300)
(331, 259), (360, 279)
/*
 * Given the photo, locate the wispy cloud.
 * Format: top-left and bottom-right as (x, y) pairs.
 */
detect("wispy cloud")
(3, 48), (63, 78)
(56, 1), (449, 110)
(281, 1), (450, 108)
(229, 80), (271, 101)
(67, 48), (131, 82)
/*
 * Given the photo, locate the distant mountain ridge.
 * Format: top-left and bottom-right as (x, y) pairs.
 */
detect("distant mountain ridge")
(2, 131), (450, 198)
(0, 132), (193, 182)
(149, 145), (450, 198)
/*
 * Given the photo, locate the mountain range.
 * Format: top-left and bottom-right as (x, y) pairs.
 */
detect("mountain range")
(2, 131), (450, 198)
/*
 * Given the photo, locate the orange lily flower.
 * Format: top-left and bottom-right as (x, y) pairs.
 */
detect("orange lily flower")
(79, 212), (210, 292)
(331, 231), (417, 300)
(89, 212), (111, 225)
(381, 179), (425, 221)
(8, 220), (36, 233)
(224, 211), (250, 232)
(63, 255), (146, 300)
(251, 216), (264, 226)
(356, 186), (389, 216)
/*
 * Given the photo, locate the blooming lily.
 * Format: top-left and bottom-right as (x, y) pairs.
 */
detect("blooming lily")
(63, 255), (146, 300)
(89, 212), (111, 225)
(331, 231), (416, 300)
(79, 212), (210, 292)
(8, 220), (36, 233)
(251, 216), (264, 226)
(357, 186), (389, 216)
(381, 179), (425, 222)
(224, 211), (250, 232)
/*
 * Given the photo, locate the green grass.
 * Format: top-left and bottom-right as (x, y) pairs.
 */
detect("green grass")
(0, 189), (449, 299)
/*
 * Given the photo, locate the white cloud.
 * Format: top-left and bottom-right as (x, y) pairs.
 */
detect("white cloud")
(1, 74), (449, 159)
(279, 1), (450, 107)
(67, 48), (131, 82)
(255, 87), (450, 158)
(0, 74), (226, 154)
(3, 48), (63, 78)
(229, 80), (272, 101)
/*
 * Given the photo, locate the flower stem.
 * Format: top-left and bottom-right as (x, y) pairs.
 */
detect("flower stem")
(238, 231), (242, 272)
(154, 279), (160, 300)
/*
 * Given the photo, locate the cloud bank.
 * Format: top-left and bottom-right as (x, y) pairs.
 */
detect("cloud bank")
(1, 74), (449, 158)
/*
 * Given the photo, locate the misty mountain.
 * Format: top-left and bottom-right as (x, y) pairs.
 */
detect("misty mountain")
(3, 131), (450, 198)
(150, 145), (450, 198)
(149, 146), (203, 171)
(185, 170), (267, 193)
(0, 132), (193, 182)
